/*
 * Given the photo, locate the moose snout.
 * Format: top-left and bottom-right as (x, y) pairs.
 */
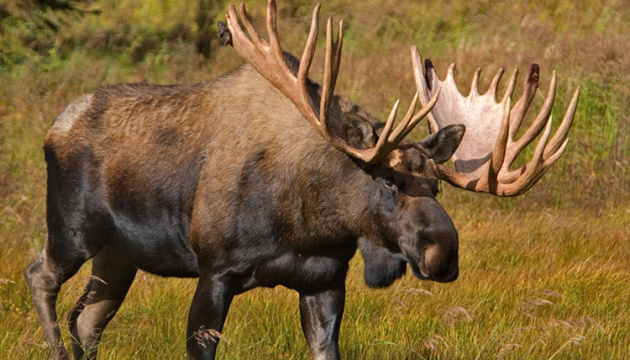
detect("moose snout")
(400, 202), (459, 283)
(399, 228), (459, 283)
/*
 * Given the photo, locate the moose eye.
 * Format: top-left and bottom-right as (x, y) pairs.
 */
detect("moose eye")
(383, 178), (396, 190)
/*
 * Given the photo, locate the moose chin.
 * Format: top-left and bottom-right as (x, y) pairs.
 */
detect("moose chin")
(24, 1), (579, 359)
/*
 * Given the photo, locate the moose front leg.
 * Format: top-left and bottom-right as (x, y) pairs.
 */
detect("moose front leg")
(299, 284), (346, 360)
(186, 271), (234, 360)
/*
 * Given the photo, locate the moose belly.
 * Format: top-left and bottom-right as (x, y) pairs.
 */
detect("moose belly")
(241, 245), (357, 292)
(109, 211), (200, 278)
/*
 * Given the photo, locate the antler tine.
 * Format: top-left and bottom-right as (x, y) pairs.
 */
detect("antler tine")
(400, 89), (441, 140)
(396, 93), (419, 139)
(446, 63), (456, 79)
(227, 4), (251, 47)
(510, 70), (555, 154)
(393, 92), (420, 141)
(488, 68), (505, 98)
(513, 133), (570, 187)
(543, 138), (569, 168)
(471, 68), (482, 96)
(489, 97), (512, 179)
(372, 90), (439, 159)
(500, 68), (519, 105)
(411, 46), (437, 129)
(508, 64), (539, 139)
(382, 93), (419, 148)
(367, 100), (401, 162)
(497, 115), (549, 184)
(265, 0), (282, 55)
(297, 3), (320, 106)
(320, 16), (344, 138)
(534, 113), (555, 162)
(361, 84), (440, 164)
(502, 119), (554, 191)
(238, 3), (262, 46)
(544, 86), (579, 157)
(380, 100), (401, 144)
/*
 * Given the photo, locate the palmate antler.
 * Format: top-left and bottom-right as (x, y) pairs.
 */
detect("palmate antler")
(225, 0), (440, 164)
(412, 47), (579, 196)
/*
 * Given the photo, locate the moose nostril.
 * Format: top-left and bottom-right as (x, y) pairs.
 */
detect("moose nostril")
(424, 244), (458, 282)
(426, 242), (449, 260)
(424, 244), (440, 269)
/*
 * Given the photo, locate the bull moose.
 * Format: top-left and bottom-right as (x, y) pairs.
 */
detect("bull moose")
(24, 1), (579, 359)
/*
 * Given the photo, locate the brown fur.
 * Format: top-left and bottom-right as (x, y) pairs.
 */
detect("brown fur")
(26, 57), (464, 360)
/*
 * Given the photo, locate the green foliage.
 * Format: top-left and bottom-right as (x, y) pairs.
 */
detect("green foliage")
(0, 0), (97, 65)
(1, 0), (629, 359)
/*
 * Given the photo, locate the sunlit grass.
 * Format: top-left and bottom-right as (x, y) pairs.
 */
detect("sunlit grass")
(1, 0), (629, 359)
(2, 211), (627, 359)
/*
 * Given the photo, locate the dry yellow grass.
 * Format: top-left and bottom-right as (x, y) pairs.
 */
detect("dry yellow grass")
(1, 0), (629, 359)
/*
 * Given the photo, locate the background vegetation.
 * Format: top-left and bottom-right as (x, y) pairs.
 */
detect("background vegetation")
(1, 0), (628, 359)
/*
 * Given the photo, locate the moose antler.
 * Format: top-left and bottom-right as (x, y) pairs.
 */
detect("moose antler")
(226, 0), (440, 164)
(412, 46), (579, 196)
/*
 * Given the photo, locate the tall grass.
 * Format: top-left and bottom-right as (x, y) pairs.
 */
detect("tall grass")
(1, 0), (629, 359)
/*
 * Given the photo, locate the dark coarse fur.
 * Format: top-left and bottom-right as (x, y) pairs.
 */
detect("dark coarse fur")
(24, 51), (465, 360)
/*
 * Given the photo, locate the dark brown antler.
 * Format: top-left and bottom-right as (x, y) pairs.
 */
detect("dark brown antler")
(412, 46), (579, 196)
(226, 0), (440, 164)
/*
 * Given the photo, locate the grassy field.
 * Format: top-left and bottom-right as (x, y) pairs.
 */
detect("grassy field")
(1, 0), (629, 359)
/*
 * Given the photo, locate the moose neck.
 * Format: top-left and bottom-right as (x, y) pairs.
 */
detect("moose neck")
(211, 64), (378, 251)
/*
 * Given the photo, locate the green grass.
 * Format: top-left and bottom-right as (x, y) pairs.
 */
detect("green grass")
(1, 0), (629, 359)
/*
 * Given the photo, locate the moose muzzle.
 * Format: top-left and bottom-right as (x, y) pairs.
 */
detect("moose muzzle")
(398, 200), (459, 283)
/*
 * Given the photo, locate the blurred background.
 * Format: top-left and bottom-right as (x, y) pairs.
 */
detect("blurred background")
(1, 0), (628, 359)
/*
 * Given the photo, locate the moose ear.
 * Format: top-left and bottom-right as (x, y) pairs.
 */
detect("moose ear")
(358, 238), (407, 288)
(340, 113), (377, 149)
(417, 124), (465, 164)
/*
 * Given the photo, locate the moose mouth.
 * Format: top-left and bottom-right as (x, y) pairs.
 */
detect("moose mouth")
(398, 241), (458, 283)
(402, 251), (431, 280)
(396, 245), (431, 280)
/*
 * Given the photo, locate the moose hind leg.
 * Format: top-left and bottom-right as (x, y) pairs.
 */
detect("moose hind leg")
(24, 239), (91, 360)
(69, 246), (137, 360)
